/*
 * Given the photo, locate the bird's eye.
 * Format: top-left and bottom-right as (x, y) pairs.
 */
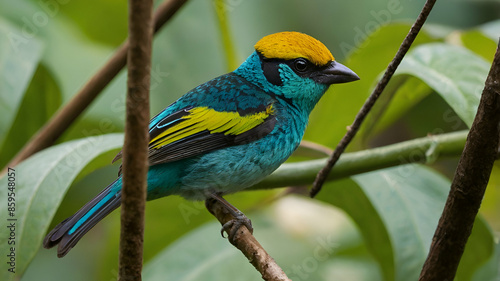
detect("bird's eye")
(293, 58), (309, 72)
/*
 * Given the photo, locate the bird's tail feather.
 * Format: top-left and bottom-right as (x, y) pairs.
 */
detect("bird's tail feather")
(43, 179), (122, 258)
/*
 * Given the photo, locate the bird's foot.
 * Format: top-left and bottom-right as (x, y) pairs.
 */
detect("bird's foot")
(221, 210), (253, 242)
(206, 193), (253, 243)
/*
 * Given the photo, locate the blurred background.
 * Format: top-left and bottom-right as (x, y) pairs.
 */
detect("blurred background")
(1, 0), (499, 280)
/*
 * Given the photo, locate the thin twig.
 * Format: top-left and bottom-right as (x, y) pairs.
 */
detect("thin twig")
(419, 42), (500, 281)
(3, 0), (189, 174)
(205, 199), (291, 281)
(118, 0), (153, 279)
(310, 0), (438, 198)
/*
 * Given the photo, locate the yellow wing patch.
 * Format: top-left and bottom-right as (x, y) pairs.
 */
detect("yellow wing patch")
(254, 31), (334, 66)
(150, 105), (274, 149)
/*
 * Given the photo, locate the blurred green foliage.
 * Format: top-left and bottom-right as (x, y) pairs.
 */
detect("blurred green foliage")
(0, 0), (499, 280)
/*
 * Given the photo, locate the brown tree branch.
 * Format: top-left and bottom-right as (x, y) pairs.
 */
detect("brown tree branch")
(419, 42), (500, 281)
(310, 0), (438, 198)
(118, 0), (153, 280)
(205, 199), (291, 281)
(3, 0), (189, 173)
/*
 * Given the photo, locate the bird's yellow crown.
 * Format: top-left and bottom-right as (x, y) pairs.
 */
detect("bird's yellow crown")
(255, 32), (334, 66)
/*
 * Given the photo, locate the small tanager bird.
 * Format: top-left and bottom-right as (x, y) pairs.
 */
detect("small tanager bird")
(43, 31), (359, 257)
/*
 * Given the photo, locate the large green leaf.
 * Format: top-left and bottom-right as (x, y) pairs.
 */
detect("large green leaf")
(143, 222), (260, 281)
(318, 165), (497, 281)
(395, 43), (490, 127)
(58, 0), (127, 46)
(0, 0), (128, 147)
(317, 178), (395, 280)
(480, 164), (500, 236)
(472, 241), (500, 281)
(458, 216), (495, 281)
(357, 75), (434, 143)
(304, 23), (435, 148)
(459, 30), (497, 62)
(476, 19), (500, 43)
(358, 40), (493, 142)
(0, 18), (43, 150)
(0, 0), (114, 102)
(0, 134), (123, 280)
(454, 19), (500, 63)
(143, 195), (381, 281)
(0, 64), (62, 167)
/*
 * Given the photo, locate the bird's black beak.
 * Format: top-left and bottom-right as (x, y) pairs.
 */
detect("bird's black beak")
(313, 61), (360, 85)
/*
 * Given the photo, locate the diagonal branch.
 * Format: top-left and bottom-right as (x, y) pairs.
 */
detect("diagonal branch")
(205, 199), (291, 281)
(118, 0), (153, 280)
(310, 0), (438, 198)
(419, 42), (500, 281)
(3, 0), (189, 173)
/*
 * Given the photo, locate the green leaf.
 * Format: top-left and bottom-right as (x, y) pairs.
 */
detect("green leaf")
(318, 165), (496, 281)
(0, 0), (114, 102)
(396, 43), (490, 127)
(459, 30), (497, 62)
(480, 164), (500, 237)
(0, 18), (43, 150)
(0, 64), (62, 167)
(317, 178), (395, 280)
(476, 19), (500, 43)
(143, 196), (381, 281)
(458, 216), (495, 281)
(57, 0), (127, 46)
(0, 0), (128, 144)
(358, 75), (434, 142)
(471, 241), (500, 281)
(143, 222), (259, 281)
(0, 134), (123, 280)
(305, 23), (435, 148)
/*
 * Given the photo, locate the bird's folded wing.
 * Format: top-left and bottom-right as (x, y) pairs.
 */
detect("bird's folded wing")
(113, 105), (276, 168)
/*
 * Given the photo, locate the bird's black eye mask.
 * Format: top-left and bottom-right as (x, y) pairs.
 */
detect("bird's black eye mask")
(258, 52), (325, 86)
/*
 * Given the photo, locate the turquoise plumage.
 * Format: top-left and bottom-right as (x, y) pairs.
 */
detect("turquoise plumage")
(43, 32), (359, 257)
